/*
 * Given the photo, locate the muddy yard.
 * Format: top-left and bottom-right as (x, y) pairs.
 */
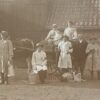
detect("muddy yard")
(1, 82), (100, 100)
(0, 68), (100, 100)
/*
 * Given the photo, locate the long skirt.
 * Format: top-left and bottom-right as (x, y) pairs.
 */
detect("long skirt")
(85, 54), (100, 79)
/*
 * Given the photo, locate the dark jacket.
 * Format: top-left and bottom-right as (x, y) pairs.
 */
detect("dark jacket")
(72, 39), (88, 61)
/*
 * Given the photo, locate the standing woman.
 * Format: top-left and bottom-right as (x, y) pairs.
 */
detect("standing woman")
(64, 21), (78, 40)
(58, 36), (73, 76)
(85, 38), (100, 79)
(0, 31), (13, 84)
(45, 24), (63, 46)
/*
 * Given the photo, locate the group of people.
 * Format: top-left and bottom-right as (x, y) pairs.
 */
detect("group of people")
(36, 21), (87, 83)
(0, 21), (100, 85)
(31, 21), (100, 84)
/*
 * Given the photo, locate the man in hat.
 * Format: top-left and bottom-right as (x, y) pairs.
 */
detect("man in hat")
(45, 24), (63, 46)
(64, 21), (78, 40)
(32, 43), (47, 83)
(72, 34), (88, 79)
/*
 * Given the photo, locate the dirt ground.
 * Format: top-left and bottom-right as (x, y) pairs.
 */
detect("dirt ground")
(0, 68), (100, 100)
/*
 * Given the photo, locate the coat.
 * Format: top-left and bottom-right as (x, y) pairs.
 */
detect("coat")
(0, 40), (13, 73)
(32, 50), (47, 73)
(72, 39), (88, 61)
(85, 43), (100, 71)
(58, 41), (73, 69)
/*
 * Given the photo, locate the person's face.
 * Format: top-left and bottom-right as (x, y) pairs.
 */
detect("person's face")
(37, 46), (43, 52)
(78, 34), (83, 40)
(53, 27), (57, 30)
(68, 22), (72, 27)
(63, 37), (68, 42)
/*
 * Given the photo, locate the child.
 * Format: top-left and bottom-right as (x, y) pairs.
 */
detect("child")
(32, 43), (47, 84)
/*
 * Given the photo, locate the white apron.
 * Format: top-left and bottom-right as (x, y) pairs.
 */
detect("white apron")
(58, 41), (73, 69)
(32, 50), (47, 74)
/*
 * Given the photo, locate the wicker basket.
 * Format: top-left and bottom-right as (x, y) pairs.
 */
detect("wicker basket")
(28, 73), (40, 84)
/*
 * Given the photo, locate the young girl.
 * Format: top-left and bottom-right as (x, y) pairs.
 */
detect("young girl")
(32, 43), (47, 84)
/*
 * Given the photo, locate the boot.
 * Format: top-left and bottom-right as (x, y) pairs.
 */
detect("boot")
(4, 73), (8, 85)
(0, 73), (4, 84)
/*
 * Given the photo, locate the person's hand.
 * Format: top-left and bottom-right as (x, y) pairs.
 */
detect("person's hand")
(9, 56), (13, 61)
(33, 66), (37, 70)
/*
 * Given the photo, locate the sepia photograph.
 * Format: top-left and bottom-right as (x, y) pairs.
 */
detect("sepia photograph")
(0, 0), (100, 100)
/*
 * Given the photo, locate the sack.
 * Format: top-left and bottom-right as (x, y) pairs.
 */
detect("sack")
(8, 61), (15, 77)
